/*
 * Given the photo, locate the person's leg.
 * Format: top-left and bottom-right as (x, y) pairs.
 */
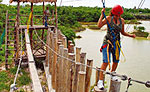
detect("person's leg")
(98, 44), (110, 90)
(99, 63), (108, 80)
(111, 62), (118, 72)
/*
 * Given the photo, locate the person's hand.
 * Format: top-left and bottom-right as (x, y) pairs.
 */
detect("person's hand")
(101, 8), (105, 16)
(131, 34), (136, 38)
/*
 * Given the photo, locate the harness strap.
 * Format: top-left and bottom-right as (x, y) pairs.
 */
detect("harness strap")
(107, 44), (111, 70)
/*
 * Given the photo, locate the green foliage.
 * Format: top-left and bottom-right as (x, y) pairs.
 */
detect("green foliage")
(0, 71), (8, 82)
(58, 26), (76, 42)
(133, 26), (148, 38)
(134, 26), (145, 32)
(18, 74), (31, 86)
(10, 67), (17, 75)
(122, 12), (135, 20)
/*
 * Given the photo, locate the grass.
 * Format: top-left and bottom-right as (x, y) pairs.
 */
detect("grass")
(0, 66), (31, 91)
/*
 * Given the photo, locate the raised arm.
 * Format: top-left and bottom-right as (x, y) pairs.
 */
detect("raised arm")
(97, 8), (108, 29)
(121, 18), (136, 38)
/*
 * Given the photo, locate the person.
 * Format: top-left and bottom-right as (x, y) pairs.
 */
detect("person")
(97, 5), (136, 90)
(44, 7), (50, 27)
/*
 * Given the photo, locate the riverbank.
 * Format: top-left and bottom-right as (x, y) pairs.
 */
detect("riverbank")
(79, 20), (142, 30)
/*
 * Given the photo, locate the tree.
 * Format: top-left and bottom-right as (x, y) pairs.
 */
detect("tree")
(0, 0), (2, 3)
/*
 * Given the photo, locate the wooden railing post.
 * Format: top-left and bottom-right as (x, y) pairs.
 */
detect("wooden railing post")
(52, 34), (58, 89)
(77, 71), (86, 92)
(68, 53), (75, 92)
(56, 44), (63, 92)
(85, 59), (93, 92)
(109, 79), (121, 92)
(46, 28), (50, 66)
(62, 48), (68, 92)
(76, 47), (81, 63)
(80, 53), (86, 71)
(49, 30), (53, 75)
(72, 62), (81, 92)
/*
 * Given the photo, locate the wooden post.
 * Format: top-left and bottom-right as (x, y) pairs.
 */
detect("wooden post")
(59, 45), (64, 92)
(72, 62), (80, 92)
(70, 44), (74, 53)
(31, 2), (33, 26)
(76, 47), (81, 62)
(15, 1), (20, 64)
(43, 1), (45, 25)
(52, 34), (58, 89)
(80, 53), (86, 71)
(49, 31), (54, 75)
(56, 45), (63, 92)
(77, 71), (86, 92)
(56, 41), (62, 92)
(46, 29), (50, 66)
(62, 48), (68, 92)
(62, 36), (67, 48)
(85, 59), (93, 92)
(68, 40), (72, 53)
(54, 2), (58, 28)
(109, 79), (121, 92)
(68, 53), (75, 92)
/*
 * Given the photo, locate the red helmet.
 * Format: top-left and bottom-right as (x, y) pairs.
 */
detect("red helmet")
(111, 5), (124, 16)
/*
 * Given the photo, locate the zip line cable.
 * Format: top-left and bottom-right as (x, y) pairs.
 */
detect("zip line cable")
(124, 0), (146, 33)
(33, 29), (150, 89)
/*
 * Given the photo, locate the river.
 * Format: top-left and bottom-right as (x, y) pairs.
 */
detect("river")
(74, 21), (150, 92)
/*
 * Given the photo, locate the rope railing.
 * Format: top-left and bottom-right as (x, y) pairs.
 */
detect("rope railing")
(10, 28), (23, 92)
(33, 29), (150, 90)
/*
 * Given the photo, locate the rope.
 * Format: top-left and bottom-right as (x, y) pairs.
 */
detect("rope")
(10, 28), (23, 92)
(33, 29), (150, 89)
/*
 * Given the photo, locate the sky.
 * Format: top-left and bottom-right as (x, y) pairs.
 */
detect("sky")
(1, 0), (150, 9)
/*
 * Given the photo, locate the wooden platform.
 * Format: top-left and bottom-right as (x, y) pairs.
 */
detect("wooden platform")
(19, 25), (55, 30)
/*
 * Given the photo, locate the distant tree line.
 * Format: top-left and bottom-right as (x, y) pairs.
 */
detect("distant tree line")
(0, 4), (150, 42)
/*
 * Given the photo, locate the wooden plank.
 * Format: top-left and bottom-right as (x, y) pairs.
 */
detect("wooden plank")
(28, 63), (43, 92)
(24, 29), (43, 92)
(25, 29), (30, 43)
(26, 44), (34, 61)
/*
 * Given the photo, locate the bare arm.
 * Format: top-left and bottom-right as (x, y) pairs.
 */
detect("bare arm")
(97, 8), (108, 29)
(121, 18), (136, 38)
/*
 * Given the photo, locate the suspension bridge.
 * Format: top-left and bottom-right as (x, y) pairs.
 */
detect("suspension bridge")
(1, 0), (150, 92)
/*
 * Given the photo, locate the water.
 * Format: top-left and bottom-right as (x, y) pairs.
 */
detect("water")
(74, 21), (150, 92)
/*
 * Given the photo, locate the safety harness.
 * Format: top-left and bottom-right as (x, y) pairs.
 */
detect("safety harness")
(101, 0), (126, 70)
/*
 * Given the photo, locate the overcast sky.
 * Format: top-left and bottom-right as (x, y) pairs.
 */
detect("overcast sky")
(1, 0), (150, 9)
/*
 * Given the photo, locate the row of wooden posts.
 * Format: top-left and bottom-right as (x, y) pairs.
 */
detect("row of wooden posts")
(45, 28), (122, 92)
(45, 28), (93, 92)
